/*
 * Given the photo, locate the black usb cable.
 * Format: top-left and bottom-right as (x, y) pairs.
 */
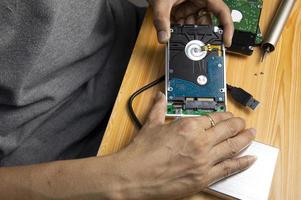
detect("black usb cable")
(226, 84), (260, 110)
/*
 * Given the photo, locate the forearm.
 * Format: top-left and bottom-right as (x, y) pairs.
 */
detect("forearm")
(0, 155), (126, 200)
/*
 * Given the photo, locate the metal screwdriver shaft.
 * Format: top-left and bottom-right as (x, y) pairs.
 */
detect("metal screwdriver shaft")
(261, 0), (295, 62)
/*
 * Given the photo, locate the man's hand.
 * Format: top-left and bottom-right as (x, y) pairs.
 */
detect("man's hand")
(0, 92), (255, 200)
(149, 0), (234, 47)
(114, 92), (256, 199)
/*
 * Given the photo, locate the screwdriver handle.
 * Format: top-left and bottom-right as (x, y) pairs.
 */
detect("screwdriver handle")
(262, 0), (296, 52)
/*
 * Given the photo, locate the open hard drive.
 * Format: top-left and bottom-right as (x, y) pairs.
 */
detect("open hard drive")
(166, 25), (226, 117)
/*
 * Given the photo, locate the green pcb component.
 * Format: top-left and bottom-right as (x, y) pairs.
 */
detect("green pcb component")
(212, 0), (263, 55)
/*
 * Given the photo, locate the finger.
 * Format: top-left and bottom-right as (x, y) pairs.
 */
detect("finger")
(185, 15), (196, 24)
(196, 14), (212, 25)
(171, 13), (176, 24)
(145, 92), (166, 126)
(151, 0), (173, 43)
(190, 0), (207, 8)
(208, 155), (257, 185)
(177, 18), (185, 25)
(173, 1), (201, 21)
(210, 129), (256, 164)
(171, 112), (233, 138)
(207, 117), (246, 146)
(206, 0), (234, 47)
(197, 112), (234, 130)
(171, 18), (176, 24)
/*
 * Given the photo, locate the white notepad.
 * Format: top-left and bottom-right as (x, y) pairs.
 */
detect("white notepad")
(207, 141), (279, 200)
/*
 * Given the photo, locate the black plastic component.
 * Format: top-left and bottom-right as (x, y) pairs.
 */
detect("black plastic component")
(184, 101), (217, 110)
(227, 30), (257, 56)
(227, 84), (260, 110)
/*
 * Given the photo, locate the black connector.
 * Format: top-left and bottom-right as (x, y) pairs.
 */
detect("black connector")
(227, 84), (260, 110)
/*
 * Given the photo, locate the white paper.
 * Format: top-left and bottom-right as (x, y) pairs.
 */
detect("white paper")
(209, 141), (279, 200)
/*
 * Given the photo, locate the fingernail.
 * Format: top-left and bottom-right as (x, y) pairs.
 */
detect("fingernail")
(156, 91), (163, 100)
(228, 36), (233, 47)
(249, 128), (257, 136)
(158, 31), (169, 42)
(225, 41), (231, 48)
(224, 36), (233, 48)
(248, 155), (257, 164)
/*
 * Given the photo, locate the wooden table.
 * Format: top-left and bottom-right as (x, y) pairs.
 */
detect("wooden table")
(98, 1), (301, 199)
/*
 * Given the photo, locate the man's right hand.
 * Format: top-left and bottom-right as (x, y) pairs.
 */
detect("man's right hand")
(0, 92), (256, 200)
(114, 92), (256, 199)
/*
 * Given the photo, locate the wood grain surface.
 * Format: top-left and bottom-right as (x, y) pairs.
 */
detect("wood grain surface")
(98, 0), (301, 199)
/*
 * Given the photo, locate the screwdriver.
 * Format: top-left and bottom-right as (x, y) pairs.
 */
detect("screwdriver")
(261, 0), (296, 62)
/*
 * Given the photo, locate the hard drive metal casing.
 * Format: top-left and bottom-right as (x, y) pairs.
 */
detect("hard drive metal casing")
(165, 25), (227, 117)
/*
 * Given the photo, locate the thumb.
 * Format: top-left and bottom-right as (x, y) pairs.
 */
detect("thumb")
(145, 92), (167, 126)
(151, 0), (173, 43)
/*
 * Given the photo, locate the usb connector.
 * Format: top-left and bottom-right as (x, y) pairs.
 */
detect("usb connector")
(226, 84), (260, 110)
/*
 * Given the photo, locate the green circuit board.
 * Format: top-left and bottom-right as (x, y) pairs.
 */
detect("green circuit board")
(212, 0), (263, 45)
(255, 27), (263, 44)
(167, 103), (225, 116)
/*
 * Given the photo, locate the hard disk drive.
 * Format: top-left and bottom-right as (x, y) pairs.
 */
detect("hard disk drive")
(166, 25), (226, 117)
